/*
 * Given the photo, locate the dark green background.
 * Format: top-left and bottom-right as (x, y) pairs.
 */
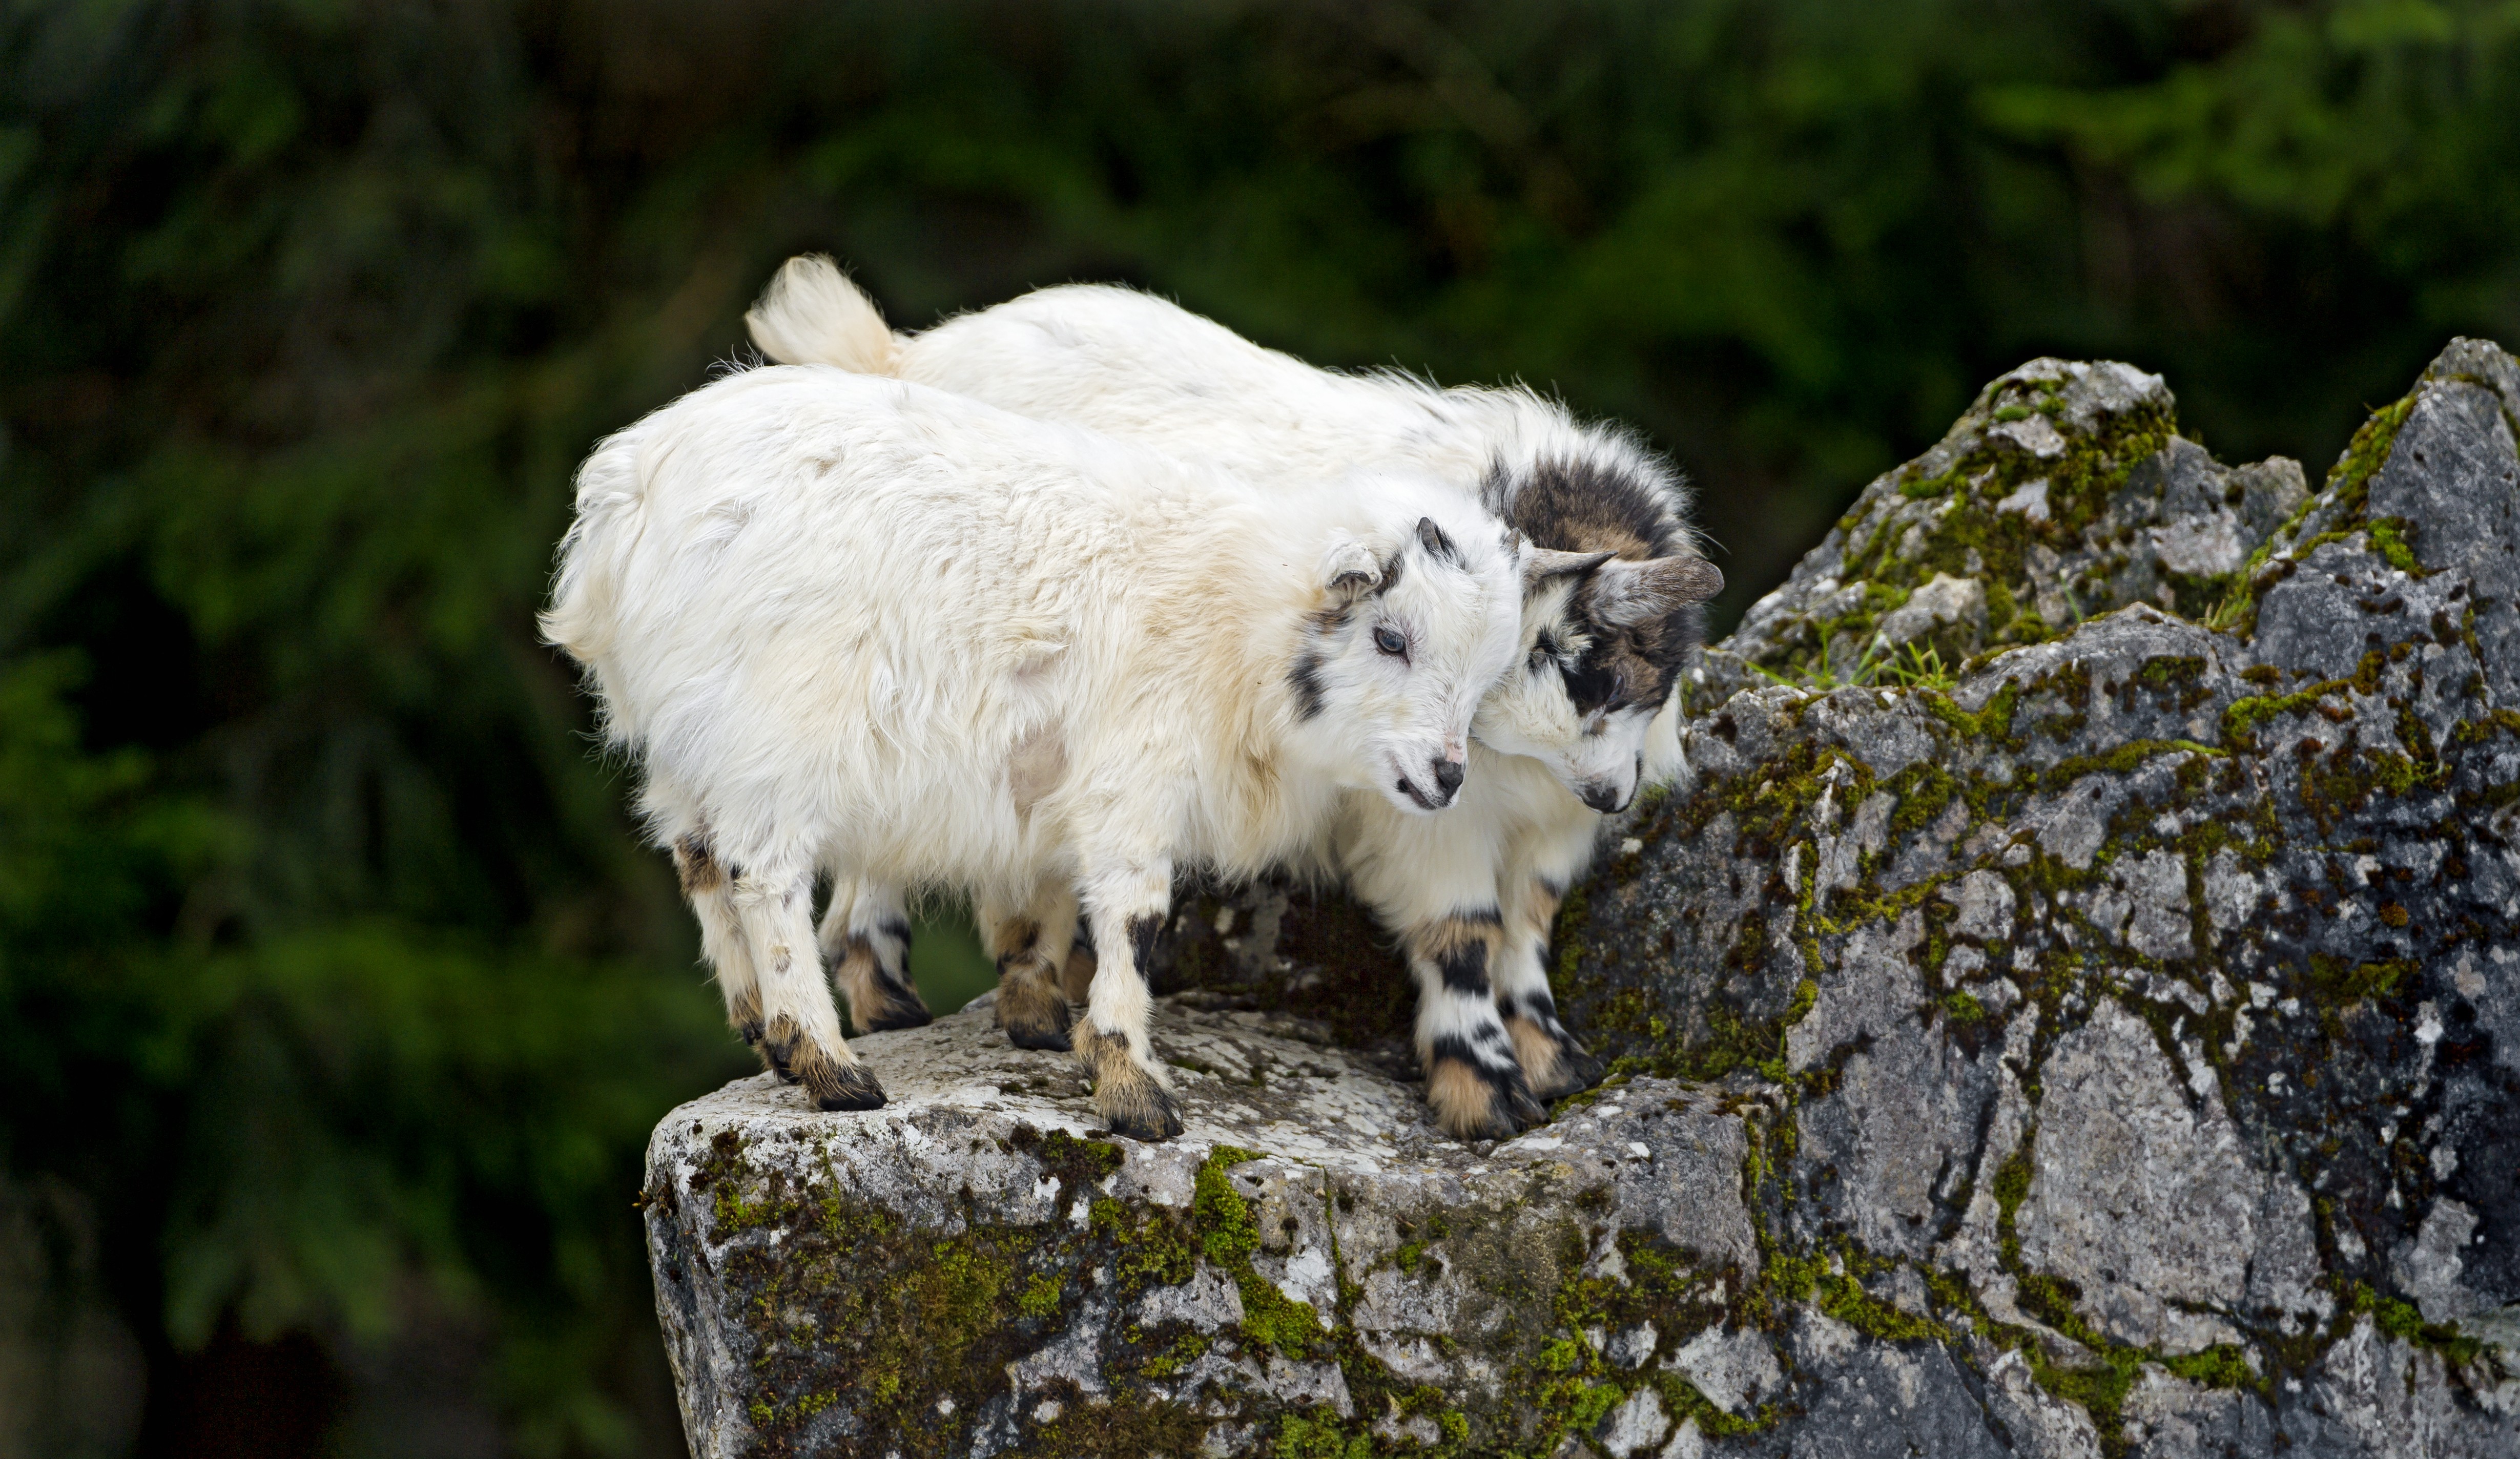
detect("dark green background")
(3, 2), (2513, 1454)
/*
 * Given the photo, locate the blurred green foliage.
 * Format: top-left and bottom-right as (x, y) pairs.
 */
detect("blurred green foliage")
(1, 1), (2513, 1453)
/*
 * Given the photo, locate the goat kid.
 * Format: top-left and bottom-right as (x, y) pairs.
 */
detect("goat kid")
(541, 365), (1524, 1139)
(751, 259), (1721, 1138)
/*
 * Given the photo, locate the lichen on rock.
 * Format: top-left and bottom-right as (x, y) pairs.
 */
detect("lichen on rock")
(1695, 357), (2305, 699)
(645, 342), (2520, 1457)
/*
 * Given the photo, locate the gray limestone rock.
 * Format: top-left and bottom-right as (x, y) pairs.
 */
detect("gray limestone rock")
(1692, 357), (2306, 702)
(646, 997), (1770, 1457)
(646, 341), (2520, 1456)
(2014, 1004), (2271, 1353)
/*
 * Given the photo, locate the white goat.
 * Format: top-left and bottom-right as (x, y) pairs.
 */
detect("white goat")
(542, 365), (1524, 1138)
(750, 259), (1722, 1138)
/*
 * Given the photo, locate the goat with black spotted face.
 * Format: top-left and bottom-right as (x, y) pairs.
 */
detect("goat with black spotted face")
(1476, 455), (1721, 813)
(541, 364), (1522, 1139)
(751, 258), (1721, 1139)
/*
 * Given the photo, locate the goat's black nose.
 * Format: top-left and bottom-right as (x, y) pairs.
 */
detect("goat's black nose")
(1580, 781), (1626, 813)
(1432, 756), (1465, 799)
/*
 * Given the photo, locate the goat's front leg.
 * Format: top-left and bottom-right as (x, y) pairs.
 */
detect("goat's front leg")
(818, 877), (933, 1034)
(735, 860), (884, 1111)
(675, 830), (780, 1078)
(1075, 862), (1181, 1141)
(981, 880), (1079, 1051)
(1351, 826), (1546, 1140)
(1405, 907), (1547, 1140)
(1495, 866), (1605, 1102)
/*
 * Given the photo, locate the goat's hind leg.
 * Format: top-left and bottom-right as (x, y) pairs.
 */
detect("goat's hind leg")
(1075, 864), (1180, 1141)
(819, 877), (933, 1033)
(676, 830), (786, 1080)
(1495, 871), (1605, 1102)
(982, 881), (1078, 1051)
(737, 860), (884, 1111)
(1058, 917), (1097, 1006)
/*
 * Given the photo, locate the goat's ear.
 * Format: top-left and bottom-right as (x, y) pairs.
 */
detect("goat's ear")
(1521, 547), (1615, 594)
(1591, 554), (1724, 624)
(1319, 534), (1389, 604)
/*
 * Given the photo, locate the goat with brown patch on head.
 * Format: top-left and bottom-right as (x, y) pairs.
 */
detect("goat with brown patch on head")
(542, 364), (1522, 1138)
(756, 258), (1721, 1139)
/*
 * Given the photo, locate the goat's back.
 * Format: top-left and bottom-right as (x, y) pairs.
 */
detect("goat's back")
(900, 286), (1682, 522)
(543, 365), (1310, 888)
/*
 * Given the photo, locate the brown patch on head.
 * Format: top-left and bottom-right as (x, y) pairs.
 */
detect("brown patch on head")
(1072, 1022), (1181, 1140)
(1561, 586), (1696, 716)
(1499, 453), (1711, 719)
(1503, 454), (1679, 554)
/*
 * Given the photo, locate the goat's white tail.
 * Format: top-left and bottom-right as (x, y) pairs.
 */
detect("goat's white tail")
(746, 254), (899, 374)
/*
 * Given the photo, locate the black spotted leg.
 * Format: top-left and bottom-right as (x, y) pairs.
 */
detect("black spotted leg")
(1073, 862), (1182, 1141)
(1494, 872), (1605, 1101)
(818, 877), (933, 1034)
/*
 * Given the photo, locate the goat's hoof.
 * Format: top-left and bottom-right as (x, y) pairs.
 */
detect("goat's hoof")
(1075, 1022), (1181, 1139)
(813, 1064), (887, 1112)
(861, 1002), (934, 1033)
(1456, 1096), (1536, 1142)
(1531, 1046), (1607, 1103)
(1506, 1014), (1606, 1103)
(997, 979), (1073, 1051)
(1007, 1023), (1073, 1053)
(1103, 1086), (1183, 1142)
(1428, 1055), (1545, 1141)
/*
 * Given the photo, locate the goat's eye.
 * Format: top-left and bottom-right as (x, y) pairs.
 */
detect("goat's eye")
(1373, 626), (1408, 657)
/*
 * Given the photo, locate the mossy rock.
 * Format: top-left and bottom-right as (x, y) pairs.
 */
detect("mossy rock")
(1694, 357), (2307, 702)
(643, 998), (1768, 1457)
(646, 342), (2520, 1457)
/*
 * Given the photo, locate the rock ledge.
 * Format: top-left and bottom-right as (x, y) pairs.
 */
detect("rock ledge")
(646, 341), (2520, 1458)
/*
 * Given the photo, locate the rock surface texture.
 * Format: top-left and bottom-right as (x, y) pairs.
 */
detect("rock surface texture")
(645, 342), (2520, 1457)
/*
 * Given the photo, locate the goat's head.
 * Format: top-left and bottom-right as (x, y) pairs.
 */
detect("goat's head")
(1473, 549), (1722, 813)
(1468, 452), (1722, 814)
(1290, 491), (1522, 814)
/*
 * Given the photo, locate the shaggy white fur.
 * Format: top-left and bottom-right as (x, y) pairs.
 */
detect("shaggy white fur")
(543, 364), (1523, 1137)
(750, 259), (1722, 1139)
